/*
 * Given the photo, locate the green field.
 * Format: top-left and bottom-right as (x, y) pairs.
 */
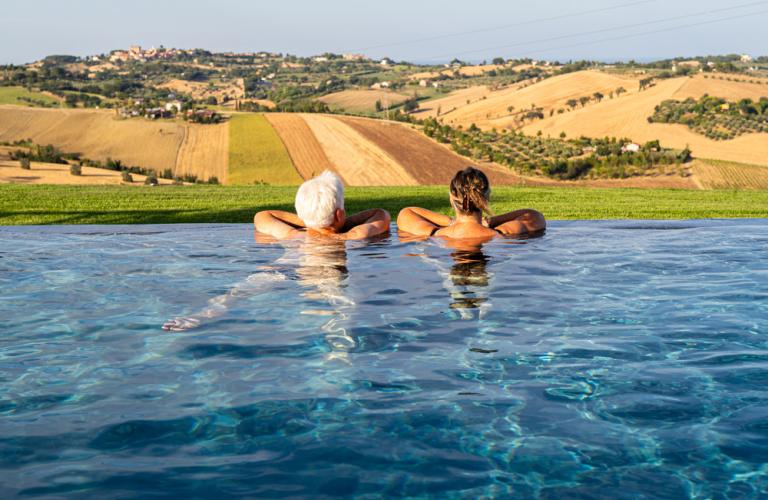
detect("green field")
(0, 86), (60, 106)
(228, 113), (301, 185)
(1, 184), (766, 225)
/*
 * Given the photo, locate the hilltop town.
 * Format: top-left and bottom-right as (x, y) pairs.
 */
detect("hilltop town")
(0, 46), (767, 189)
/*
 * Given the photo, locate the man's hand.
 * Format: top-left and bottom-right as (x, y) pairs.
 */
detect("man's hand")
(342, 209), (391, 240)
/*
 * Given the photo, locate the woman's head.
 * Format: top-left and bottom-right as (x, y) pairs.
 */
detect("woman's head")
(449, 167), (491, 216)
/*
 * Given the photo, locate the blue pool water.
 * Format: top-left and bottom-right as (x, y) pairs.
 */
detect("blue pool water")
(1, 220), (767, 498)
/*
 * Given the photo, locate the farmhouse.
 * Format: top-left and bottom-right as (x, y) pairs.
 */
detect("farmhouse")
(165, 101), (183, 113)
(146, 108), (172, 120)
(621, 143), (641, 153)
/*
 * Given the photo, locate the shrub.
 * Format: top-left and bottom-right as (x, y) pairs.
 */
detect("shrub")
(144, 174), (159, 186)
(20, 157), (31, 170)
(121, 170), (133, 183)
(70, 164), (82, 176)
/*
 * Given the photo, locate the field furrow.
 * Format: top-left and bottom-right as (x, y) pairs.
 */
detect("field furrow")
(176, 122), (229, 183)
(335, 115), (523, 185)
(264, 113), (335, 180)
(301, 114), (418, 186)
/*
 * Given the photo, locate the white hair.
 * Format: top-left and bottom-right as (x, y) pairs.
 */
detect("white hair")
(295, 171), (345, 229)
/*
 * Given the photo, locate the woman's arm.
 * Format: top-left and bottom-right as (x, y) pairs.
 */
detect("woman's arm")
(397, 207), (452, 236)
(253, 210), (306, 239)
(343, 209), (391, 240)
(488, 209), (546, 235)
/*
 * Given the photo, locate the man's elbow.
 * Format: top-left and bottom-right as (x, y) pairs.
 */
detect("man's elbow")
(253, 211), (271, 230)
(374, 208), (392, 226)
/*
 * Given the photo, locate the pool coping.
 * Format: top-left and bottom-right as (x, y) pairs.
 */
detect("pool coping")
(0, 219), (766, 234)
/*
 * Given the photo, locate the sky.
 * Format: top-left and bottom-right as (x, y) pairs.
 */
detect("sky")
(1, 0), (767, 65)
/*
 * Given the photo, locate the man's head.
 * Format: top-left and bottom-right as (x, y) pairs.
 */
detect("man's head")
(295, 171), (345, 230)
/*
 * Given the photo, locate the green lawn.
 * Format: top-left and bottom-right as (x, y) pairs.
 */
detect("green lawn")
(1, 184), (767, 225)
(228, 113), (301, 185)
(0, 86), (60, 106)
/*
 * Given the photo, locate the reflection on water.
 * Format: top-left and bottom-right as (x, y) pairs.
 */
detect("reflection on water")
(448, 245), (491, 314)
(290, 239), (356, 356)
(5, 222), (768, 498)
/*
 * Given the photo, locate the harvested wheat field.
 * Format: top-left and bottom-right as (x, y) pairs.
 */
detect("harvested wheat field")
(301, 114), (417, 186)
(409, 64), (507, 81)
(0, 159), (174, 185)
(0, 106), (183, 170)
(335, 116), (522, 185)
(175, 122), (229, 183)
(521, 77), (768, 167)
(672, 74), (768, 101)
(414, 86), (493, 118)
(0, 106), (229, 181)
(692, 159), (768, 190)
(318, 90), (410, 113)
(264, 113), (336, 179)
(427, 70), (640, 130)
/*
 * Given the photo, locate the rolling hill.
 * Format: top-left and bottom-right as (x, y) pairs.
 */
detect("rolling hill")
(521, 76), (768, 167)
(2, 79), (767, 189)
(318, 89), (411, 114)
(0, 105), (228, 181)
(416, 70), (641, 130)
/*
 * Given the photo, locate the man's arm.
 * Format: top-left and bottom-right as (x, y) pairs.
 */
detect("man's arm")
(397, 207), (452, 236)
(488, 209), (546, 236)
(342, 208), (391, 240)
(253, 210), (306, 239)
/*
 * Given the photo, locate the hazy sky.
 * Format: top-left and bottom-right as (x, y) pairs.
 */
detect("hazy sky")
(2, 0), (767, 64)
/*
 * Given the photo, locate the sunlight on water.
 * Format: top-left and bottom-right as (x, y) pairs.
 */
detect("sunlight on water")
(0, 221), (767, 497)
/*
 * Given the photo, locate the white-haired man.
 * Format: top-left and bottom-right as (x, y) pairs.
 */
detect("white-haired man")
(254, 171), (391, 240)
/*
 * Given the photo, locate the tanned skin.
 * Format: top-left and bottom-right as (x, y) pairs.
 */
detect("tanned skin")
(397, 205), (545, 240)
(254, 208), (391, 240)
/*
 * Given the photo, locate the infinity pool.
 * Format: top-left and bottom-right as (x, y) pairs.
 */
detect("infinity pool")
(1, 221), (767, 498)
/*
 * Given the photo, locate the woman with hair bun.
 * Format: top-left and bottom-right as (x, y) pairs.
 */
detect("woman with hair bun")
(397, 166), (545, 240)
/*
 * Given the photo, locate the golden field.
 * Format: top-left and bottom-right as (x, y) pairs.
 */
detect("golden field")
(1, 65), (767, 190)
(0, 106), (227, 179)
(301, 113), (418, 185)
(521, 76), (768, 167)
(318, 89), (411, 113)
(417, 70), (641, 129)
(0, 147), (174, 185)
